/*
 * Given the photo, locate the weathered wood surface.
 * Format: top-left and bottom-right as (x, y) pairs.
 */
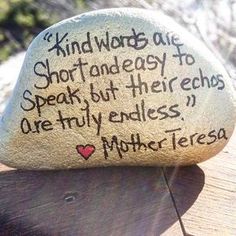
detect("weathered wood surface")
(0, 166), (183, 235)
(0, 129), (235, 235)
(164, 129), (236, 235)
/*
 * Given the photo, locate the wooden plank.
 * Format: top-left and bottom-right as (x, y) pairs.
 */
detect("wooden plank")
(0, 166), (183, 235)
(164, 130), (236, 235)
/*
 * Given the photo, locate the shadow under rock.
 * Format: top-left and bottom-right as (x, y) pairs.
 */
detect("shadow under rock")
(163, 165), (205, 219)
(0, 165), (205, 236)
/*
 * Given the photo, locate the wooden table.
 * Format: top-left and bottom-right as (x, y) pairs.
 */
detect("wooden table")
(0, 130), (235, 236)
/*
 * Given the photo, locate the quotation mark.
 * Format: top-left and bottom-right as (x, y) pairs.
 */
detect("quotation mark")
(186, 94), (196, 107)
(43, 32), (53, 42)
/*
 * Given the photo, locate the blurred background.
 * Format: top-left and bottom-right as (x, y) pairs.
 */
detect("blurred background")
(0, 0), (236, 113)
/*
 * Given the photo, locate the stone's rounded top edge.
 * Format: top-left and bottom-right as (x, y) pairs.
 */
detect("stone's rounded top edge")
(50, 7), (165, 29)
(25, 7), (168, 61)
(27, 7), (225, 73)
(37, 8), (165, 31)
(66, 7), (163, 20)
(27, 8), (160, 47)
(22, 7), (234, 88)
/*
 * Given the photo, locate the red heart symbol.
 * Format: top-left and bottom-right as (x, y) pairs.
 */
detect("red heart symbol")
(76, 144), (95, 160)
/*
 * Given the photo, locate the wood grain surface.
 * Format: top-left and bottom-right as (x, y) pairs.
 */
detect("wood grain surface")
(164, 129), (236, 235)
(0, 129), (235, 235)
(0, 166), (184, 235)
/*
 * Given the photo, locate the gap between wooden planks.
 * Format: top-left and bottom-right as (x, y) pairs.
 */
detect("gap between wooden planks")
(163, 128), (236, 236)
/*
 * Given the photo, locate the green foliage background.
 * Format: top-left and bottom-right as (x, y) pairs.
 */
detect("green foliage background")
(0, 0), (86, 62)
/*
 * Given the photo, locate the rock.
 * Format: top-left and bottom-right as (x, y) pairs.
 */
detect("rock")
(0, 8), (235, 170)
